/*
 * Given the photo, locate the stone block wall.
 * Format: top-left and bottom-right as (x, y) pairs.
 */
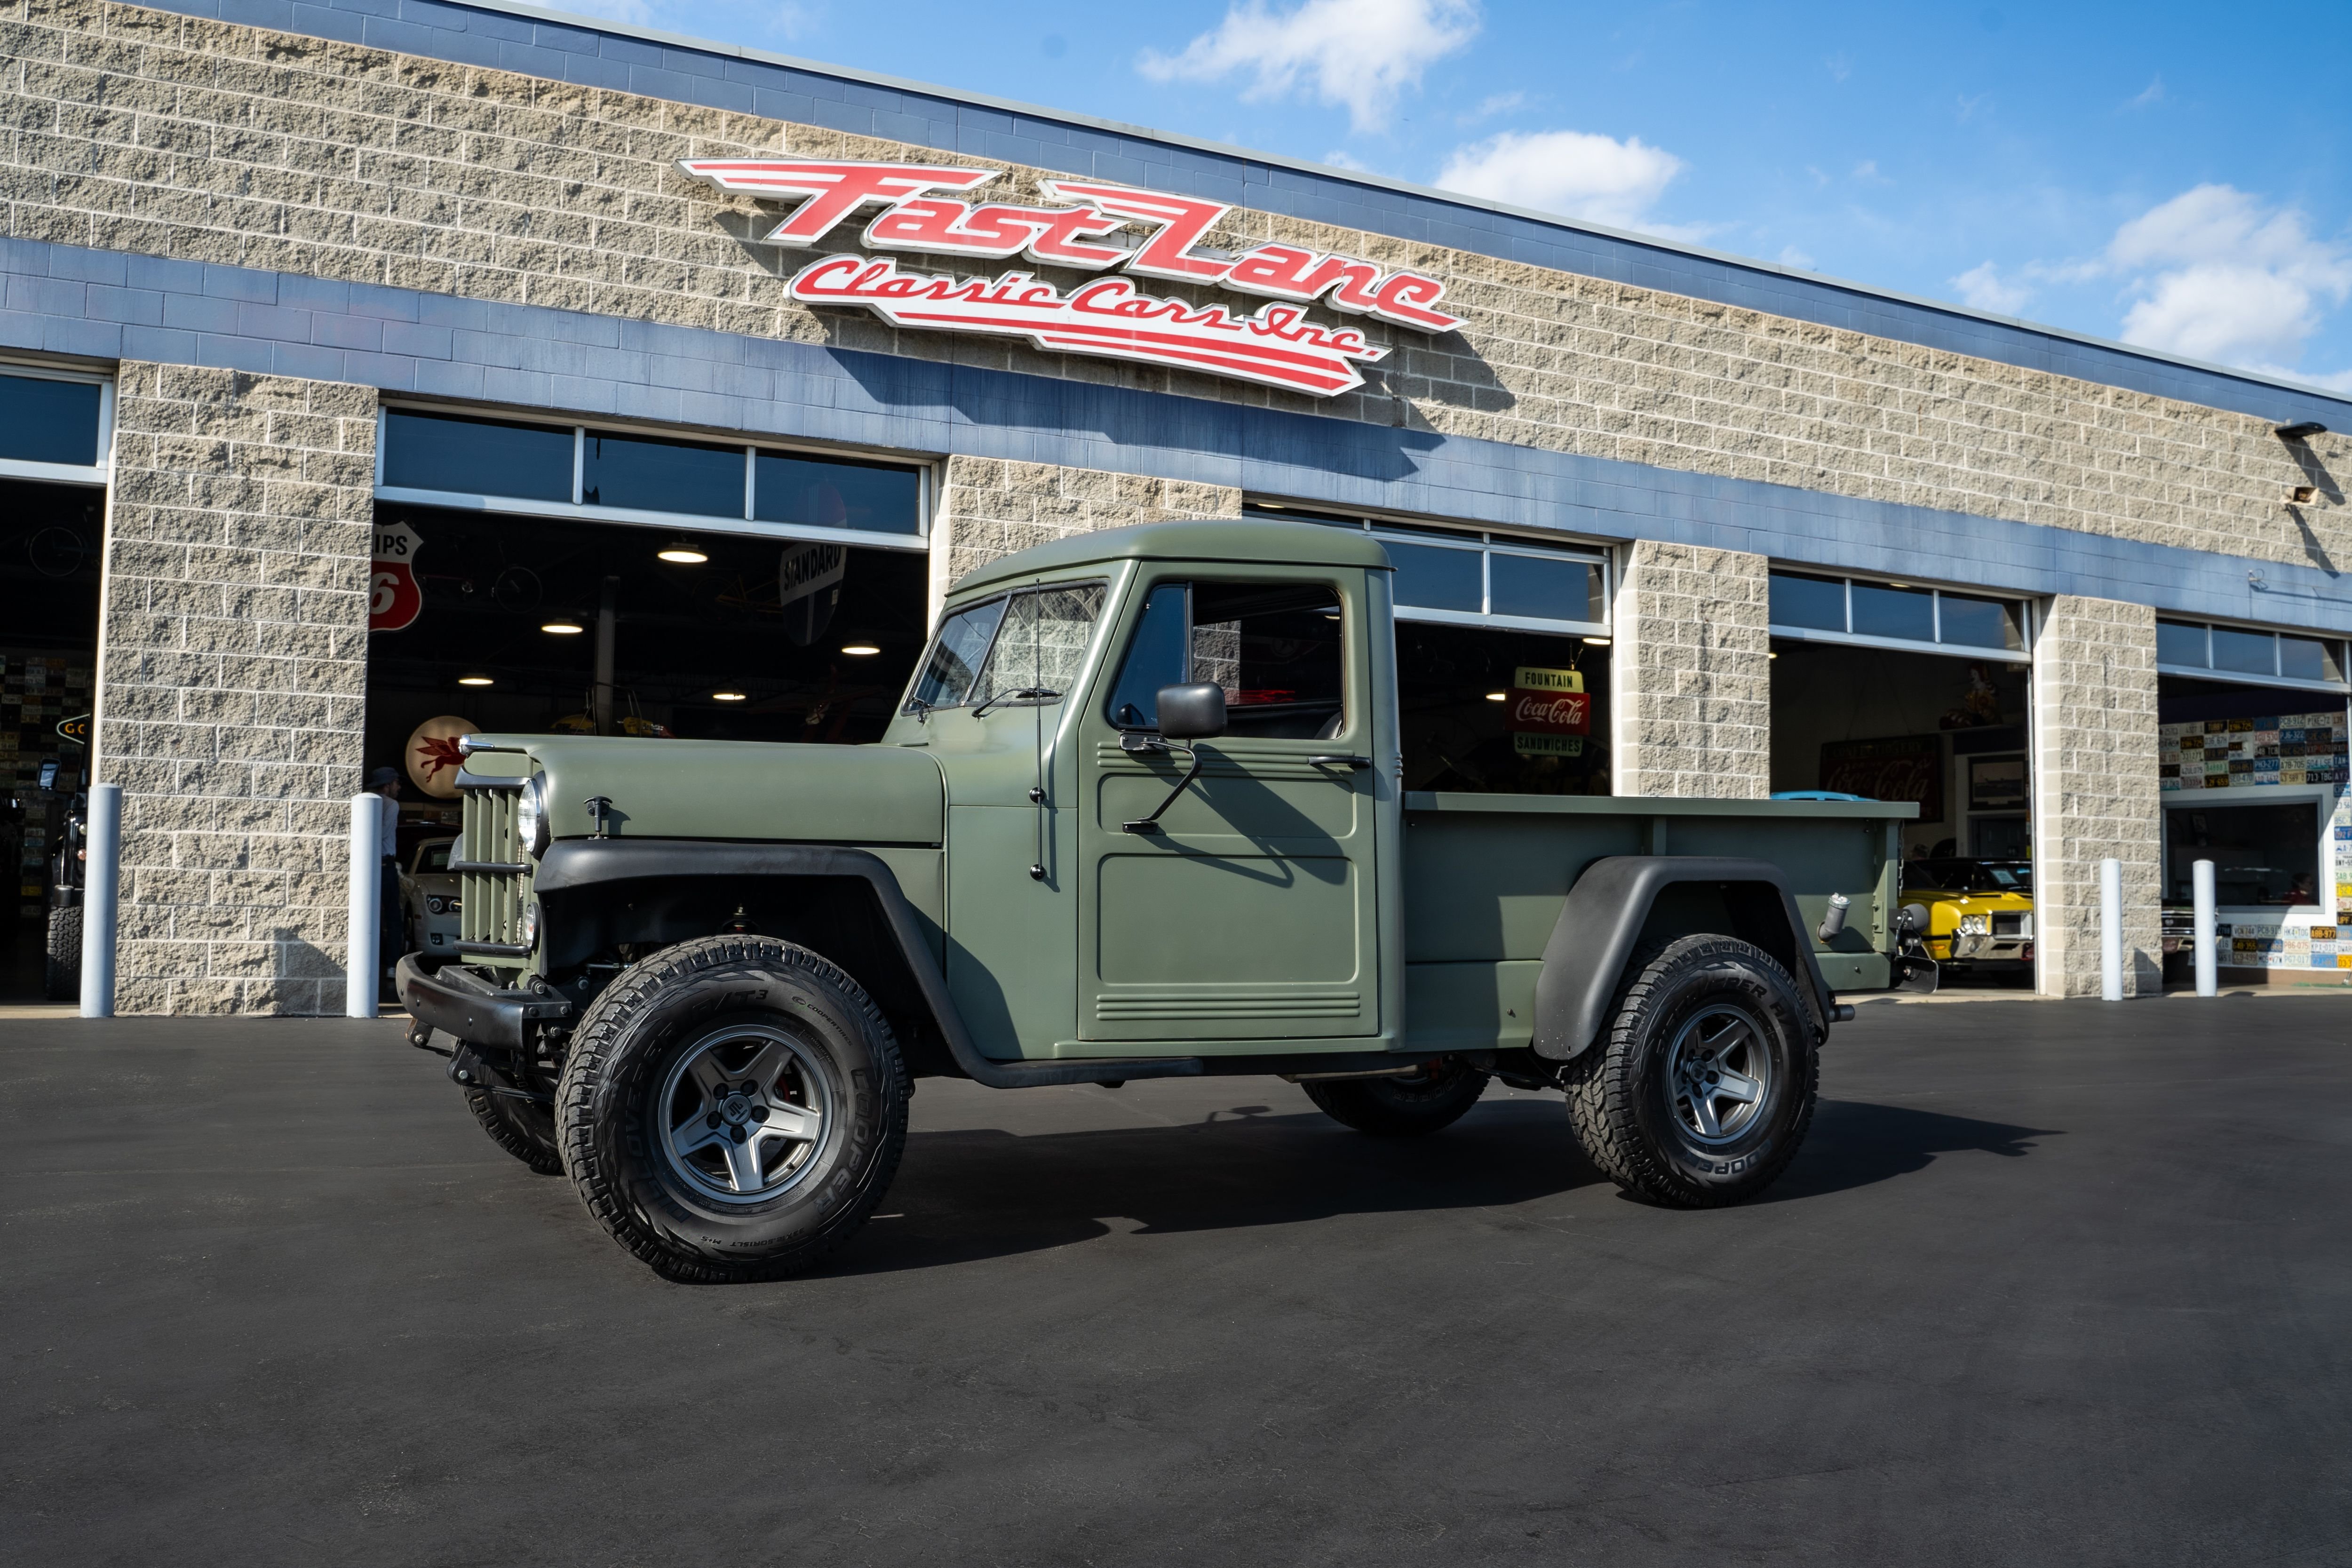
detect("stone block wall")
(1610, 541), (1771, 798)
(932, 455), (1241, 616)
(0, 0), (2343, 575)
(96, 361), (374, 1014)
(2031, 596), (2161, 997)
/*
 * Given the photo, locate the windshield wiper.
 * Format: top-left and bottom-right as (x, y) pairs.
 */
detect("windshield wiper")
(971, 687), (1060, 718)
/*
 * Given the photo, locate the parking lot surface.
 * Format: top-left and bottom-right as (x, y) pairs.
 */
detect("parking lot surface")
(5, 998), (2350, 1566)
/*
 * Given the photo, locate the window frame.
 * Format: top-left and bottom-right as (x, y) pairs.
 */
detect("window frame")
(2159, 787), (2335, 915)
(373, 402), (932, 552)
(1767, 569), (2035, 660)
(2154, 617), (2350, 695)
(901, 579), (1112, 716)
(1247, 504), (1612, 638)
(0, 358), (114, 486)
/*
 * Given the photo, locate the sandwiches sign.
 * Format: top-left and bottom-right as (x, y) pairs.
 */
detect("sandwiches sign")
(677, 160), (1463, 398)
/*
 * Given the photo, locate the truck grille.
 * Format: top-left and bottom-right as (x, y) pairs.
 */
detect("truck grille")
(458, 781), (531, 963)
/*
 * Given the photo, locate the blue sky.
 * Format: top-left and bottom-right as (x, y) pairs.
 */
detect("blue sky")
(573, 0), (2352, 392)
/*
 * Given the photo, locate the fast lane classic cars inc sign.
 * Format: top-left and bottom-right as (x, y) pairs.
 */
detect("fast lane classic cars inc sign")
(676, 160), (1464, 397)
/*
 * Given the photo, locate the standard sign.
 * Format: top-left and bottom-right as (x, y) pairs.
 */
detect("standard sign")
(677, 160), (1463, 397)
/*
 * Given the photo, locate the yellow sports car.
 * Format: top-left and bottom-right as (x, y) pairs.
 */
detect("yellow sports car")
(1899, 859), (2035, 976)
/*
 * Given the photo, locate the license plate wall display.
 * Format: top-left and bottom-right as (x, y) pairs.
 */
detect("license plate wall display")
(2159, 712), (2348, 790)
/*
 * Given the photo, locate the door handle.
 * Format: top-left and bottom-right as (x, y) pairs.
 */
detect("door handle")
(1308, 755), (1372, 770)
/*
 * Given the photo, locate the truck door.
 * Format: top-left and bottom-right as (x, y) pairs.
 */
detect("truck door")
(1076, 567), (1383, 1044)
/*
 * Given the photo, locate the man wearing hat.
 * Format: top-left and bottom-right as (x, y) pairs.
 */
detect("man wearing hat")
(367, 765), (405, 982)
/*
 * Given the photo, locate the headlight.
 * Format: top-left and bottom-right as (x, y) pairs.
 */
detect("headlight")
(1957, 914), (1990, 936)
(516, 773), (550, 857)
(519, 899), (540, 952)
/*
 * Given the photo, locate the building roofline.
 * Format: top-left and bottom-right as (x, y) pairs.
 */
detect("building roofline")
(434, 0), (2352, 413)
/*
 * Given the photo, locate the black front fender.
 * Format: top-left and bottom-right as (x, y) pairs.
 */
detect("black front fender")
(1531, 856), (1836, 1061)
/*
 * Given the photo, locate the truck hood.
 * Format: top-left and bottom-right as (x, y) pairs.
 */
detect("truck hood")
(477, 736), (945, 847)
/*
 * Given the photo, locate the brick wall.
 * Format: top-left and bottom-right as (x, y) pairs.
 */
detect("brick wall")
(2031, 596), (2161, 997)
(933, 455), (1241, 614)
(1, 0), (2344, 577)
(1610, 541), (1771, 798)
(96, 361), (374, 1014)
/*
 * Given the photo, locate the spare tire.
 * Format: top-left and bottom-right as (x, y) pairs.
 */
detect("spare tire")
(1302, 1056), (1488, 1136)
(1564, 934), (1819, 1208)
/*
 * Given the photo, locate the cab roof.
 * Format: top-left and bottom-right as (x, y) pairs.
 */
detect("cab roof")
(949, 518), (1392, 597)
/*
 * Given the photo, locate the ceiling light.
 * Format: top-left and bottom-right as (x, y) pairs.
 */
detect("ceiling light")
(541, 620), (584, 635)
(658, 541), (708, 564)
(1485, 692), (1507, 701)
(1768, 651), (1780, 661)
(840, 643), (881, 656)
(1582, 636), (1611, 646)
(711, 691), (747, 702)
(456, 675), (494, 687)
(2277, 421), (2327, 441)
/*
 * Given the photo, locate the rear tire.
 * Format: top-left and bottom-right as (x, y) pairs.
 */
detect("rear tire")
(1564, 935), (1818, 1208)
(557, 936), (908, 1283)
(43, 906), (79, 1003)
(1303, 1056), (1489, 1136)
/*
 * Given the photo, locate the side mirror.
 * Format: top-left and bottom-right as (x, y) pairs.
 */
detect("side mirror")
(1155, 683), (1227, 741)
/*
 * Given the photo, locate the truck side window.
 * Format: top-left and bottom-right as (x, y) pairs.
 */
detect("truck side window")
(907, 596), (1009, 711)
(1105, 581), (1345, 740)
(974, 584), (1106, 705)
(1105, 584), (1188, 729)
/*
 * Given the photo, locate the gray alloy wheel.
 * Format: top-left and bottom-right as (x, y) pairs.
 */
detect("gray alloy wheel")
(1663, 1003), (1776, 1146)
(653, 1022), (838, 1206)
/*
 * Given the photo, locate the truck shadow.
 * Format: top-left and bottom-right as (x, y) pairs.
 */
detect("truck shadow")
(823, 1096), (2054, 1277)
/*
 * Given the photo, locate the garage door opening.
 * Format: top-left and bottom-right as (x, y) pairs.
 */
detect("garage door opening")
(2154, 619), (2350, 987)
(0, 365), (112, 1002)
(1768, 570), (2034, 988)
(1253, 507), (1613, 795)
(366, 408), (933, 919)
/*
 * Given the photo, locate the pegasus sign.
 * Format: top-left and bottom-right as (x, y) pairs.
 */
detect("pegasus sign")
(676, 160), (1464, 397)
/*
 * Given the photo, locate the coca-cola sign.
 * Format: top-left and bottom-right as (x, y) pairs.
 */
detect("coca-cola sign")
(677, 160), (1462, 397)
(1505, 666), (1589, 757)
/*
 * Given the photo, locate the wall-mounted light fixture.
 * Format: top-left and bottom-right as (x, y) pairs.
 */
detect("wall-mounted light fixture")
(2290, 486), (2319, 505)
(2277, 421), (2328, 441)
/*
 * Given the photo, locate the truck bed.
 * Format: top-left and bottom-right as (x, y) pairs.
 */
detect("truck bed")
(1398, 791), (1913, 1054)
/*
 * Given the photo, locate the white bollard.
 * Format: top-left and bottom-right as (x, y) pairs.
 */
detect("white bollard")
(347, 794), (381, 1018)
(78, 781), (121, 1019)
(2099, 856), (2124, 1001)
(2192, 859), (2217, 998)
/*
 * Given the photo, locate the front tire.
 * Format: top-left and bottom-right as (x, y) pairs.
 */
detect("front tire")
(1564, 935), (1819, 1208)
(1303, 1056), (1489, 1136)
(465, 1075), (562, 1175)
(557, 936), (908, 1283)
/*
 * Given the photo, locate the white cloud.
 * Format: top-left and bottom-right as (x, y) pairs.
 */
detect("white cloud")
(1138, 0), (1480, 132)
(1437, 127), (1687, 233)
(1953, 261), (2030, 315)
(2107, 185), (2352, 367)
(1321, 148), (1375, 173)
(2127, 76), (2164, 109)
(1457, 89), (1525, 126)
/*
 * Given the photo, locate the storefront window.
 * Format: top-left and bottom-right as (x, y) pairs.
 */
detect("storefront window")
(581, 431), (743, 517)
(2165, 802), (2320, 906)
(1768, 570), (2029, 656)
(0, 372), (104, 468)
(2212, 627), (2277, 677)
(1491, 551), (1604, 623)
(1387, 541), (1482, 613)
(381, 410), (573, 501)
(755, 453), (922, 535)
(378, 407), (926, 541)
(2156, 619), (2345, 687)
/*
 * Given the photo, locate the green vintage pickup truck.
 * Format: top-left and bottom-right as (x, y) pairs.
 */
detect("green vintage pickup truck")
(398, 519), (1913, 1281)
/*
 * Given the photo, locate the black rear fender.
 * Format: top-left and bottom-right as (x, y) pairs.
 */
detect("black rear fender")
(1531, 856), (1836, 1062)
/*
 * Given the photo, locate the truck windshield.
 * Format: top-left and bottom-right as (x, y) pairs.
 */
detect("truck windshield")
(906, 583), (1107, 713)
(906, 596), (1009, 711)
(974, 584), (1106, 706)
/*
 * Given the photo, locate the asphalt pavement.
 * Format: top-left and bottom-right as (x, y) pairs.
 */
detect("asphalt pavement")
(4, 998), (2350, 1566)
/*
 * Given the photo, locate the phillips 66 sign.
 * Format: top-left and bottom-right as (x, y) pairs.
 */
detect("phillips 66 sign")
(370, 520), (423, 633)
(677, 160), (1463, 397)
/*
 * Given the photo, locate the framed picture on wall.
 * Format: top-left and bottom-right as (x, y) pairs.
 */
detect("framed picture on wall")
(1970, 755), (2027, 810)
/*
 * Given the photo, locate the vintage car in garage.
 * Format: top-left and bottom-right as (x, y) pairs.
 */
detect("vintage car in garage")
(400, 836), (462, 968)
(1899, 858), (2034, 978)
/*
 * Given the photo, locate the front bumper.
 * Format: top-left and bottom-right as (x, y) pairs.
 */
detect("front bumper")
(396, 955), (572, 1049)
